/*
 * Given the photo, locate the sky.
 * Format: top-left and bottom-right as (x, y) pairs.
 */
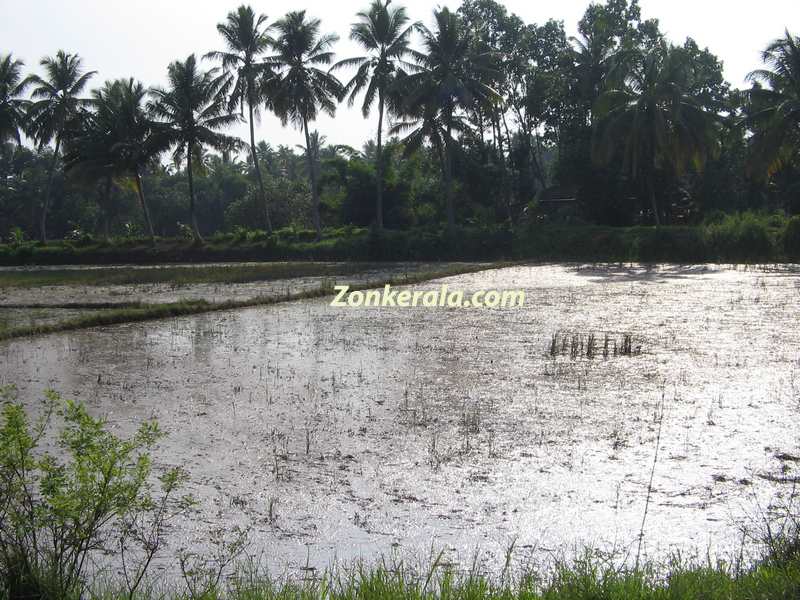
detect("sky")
(2, 0), (798, 152)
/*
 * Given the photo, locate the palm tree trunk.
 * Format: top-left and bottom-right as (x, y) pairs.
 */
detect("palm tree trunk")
(502, 112), (513, 160)
(494, 111), (503, 157)
(531, 131), (547, 191)
(303, 118), (321, 241)
(102, 176), (112, 241)
(249, 99), (272, 234)
(134, 170), (156, 243)
(375, 92), (385, 230)
(186, 144), (202, 242)
(444, 116), (455, 235)
(648, 176), (661, 226)
(40, 135), (62, 244)
(499, 113), (515, 225)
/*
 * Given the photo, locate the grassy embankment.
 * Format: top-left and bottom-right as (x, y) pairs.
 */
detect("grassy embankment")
(0, 262), (395, 288)
(1, 213), (799, 265)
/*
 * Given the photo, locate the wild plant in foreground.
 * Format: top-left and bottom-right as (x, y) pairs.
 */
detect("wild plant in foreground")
(0, 386), (188, 600)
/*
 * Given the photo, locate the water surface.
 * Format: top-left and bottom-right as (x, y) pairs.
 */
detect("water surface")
(1, 263), (798, 574)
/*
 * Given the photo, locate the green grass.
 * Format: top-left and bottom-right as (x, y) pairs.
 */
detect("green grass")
(0, 262), (512, 341)
(83, 545), (800, 600)
(0, 262), (418, 288)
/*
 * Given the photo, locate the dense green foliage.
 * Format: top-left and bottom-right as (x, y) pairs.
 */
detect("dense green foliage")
(0, 212), (795, 266)
(0, 0), (798, 249)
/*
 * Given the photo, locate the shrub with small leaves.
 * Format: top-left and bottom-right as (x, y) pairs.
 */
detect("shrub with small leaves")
(0, 386), (186, 600)
(784, 216), (800, 260)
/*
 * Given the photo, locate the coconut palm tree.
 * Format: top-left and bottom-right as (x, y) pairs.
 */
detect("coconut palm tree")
(296, 130), (326, 190)
(569, 26), (630, 126)
(64, 79), (165, 241)
(0, 54), (30, 145)
(60, 102), (117, 239)
(332, 0), (418, 229)
(149, 55), (240, 242)
(267, 10), (343, 240)
(26, 51), (96, 242)
(592, 45), (719, 225)
(206, 4), (275, 233)
(398, 7), (498, 233)
(746, 30), (800, 178)
(390, 100), (467, 200)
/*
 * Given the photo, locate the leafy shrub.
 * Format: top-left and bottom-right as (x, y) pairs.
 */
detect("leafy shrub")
(703, 209), (727, 226)
(6, 226), (25, 246)
(246, 229), (271, 243)
(0, 386), (187, 600)
(231, 226), (250, 244)
(209, 231), (235, 244)
(65, 232), (96, 247)
(766, 211), (789, 229)
(122, 222), (141, 238)
(634, 227), (708, 263)
(784, 216), (800, 260)
(706, 213), (775, 261)
(271, 226), (319, 243)
(176, 222), (195, 241)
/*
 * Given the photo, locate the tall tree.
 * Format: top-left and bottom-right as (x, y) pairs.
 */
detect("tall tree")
(333, 0), (417, 230)
(60, 100), (117, 239)
(747, 30), (800, 179)
(149, 55), (240, 242)
(592, 45), (719, 224)
(206, 4), (275, 233)
(268, 10), (343, 240)
(390, 100), (466, 189)
(26, 51), (95, 242)
(0, 54), (29, 145)
(557, 0), (661, 192)
(400, 7), (498, 233)
(64, 79), (165, 241)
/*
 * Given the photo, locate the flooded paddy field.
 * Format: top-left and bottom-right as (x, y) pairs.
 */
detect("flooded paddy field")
(0, 260), (473, 305)
(0, 261), (480, 331)
(1, 263), (799, 576)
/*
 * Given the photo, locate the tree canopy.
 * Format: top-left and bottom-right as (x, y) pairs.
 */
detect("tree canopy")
(1, 0), (798, 243)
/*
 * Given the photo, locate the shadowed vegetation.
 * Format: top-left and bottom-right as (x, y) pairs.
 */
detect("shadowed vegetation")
(1, 2), (798, 248)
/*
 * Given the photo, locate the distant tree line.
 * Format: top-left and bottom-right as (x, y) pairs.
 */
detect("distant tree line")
(0, 0), (798, 244)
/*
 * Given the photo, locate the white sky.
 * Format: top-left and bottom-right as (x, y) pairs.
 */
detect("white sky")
(2, 0), (798, 151)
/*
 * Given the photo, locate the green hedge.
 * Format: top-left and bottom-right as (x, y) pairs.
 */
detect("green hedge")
(784, 216), (800, 260)
(0, 216), (794, 266)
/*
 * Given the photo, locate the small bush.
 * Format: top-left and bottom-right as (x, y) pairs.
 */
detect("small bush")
(706, 213), (775, 262)
(784, 216), (800, 260)
(765, 211), (789, 229)
(634, 227), (708, 263)
(703, 209), (727, 226)
(177, 222), (195, 241)
(6, 226), (25, 246)
(0, 386), (186, 600)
